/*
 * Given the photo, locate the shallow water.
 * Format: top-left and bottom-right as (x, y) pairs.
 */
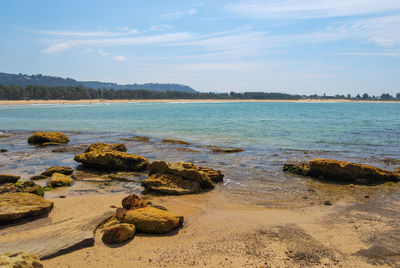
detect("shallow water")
(0, 102), (399, 206)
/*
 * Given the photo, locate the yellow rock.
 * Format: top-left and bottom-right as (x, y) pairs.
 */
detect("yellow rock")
(28, 132), (69, 145)
(50, 173), (74, 187)
(102, 223), (135, 244)
(117, 207), (183, 234)
(0, 252), (43, 268)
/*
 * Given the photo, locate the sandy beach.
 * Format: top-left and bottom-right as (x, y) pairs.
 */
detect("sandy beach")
(0, 99), (399, 105)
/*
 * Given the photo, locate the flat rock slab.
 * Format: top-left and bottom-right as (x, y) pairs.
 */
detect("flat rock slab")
(0, 193), (53, 224)
(0, 195), (117, 259)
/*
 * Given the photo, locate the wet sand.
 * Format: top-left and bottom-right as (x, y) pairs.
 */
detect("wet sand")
(1, 131), (400, 267)
(0, 99), (399, 105)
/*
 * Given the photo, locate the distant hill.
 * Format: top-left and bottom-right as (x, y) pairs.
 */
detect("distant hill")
(0, 72), (197, 93)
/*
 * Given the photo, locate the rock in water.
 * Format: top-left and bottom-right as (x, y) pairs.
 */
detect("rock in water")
(50, 173), (74, 187)
(27, 132), (69, 145)
(41, 166), (73, 177)
(84, 143), (127, 153)
(74, 150), (149, 171)
(121, 194), (147, 210)
(102, 223), (136, 244)
(0, 252), (43, 268)
(309, 159), (400, 184)
(161, 139), (190, 145)
(283, 162), (310, 176)
(142, 174), (202, 195)
(116, 207), (183, 234)
(198, 167), (224, 183)
(0, 193), (53, 224)
(0, 174), (20, 184)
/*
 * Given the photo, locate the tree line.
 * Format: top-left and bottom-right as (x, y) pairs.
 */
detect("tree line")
(0, 84), (399, 101)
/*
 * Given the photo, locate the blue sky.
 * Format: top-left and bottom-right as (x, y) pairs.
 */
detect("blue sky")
(1, 0), (399, 95)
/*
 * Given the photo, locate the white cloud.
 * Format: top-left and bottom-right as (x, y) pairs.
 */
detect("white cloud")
(150, 25), (172, 31)
(227, 0), (400, 20)
(97, 49), (108, 56)
(113, 56), (127, 62)
(161, 8), (198, 20)
(38, 29), (138, 38)
(41, 42), (71, 54)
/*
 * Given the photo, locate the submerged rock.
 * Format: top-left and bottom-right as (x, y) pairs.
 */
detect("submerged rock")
(283, 162), (310, 176)
(121, 194), (147, 210)
(41, 166), (73, 177)
(161, 139), (190, 145)
(84, 143), (127, 153)
(27, 132), (69, 145)
(29, 175), (47, 181)
(116, 207), (183, 234)
(309, 159), (400, 184)
(50, 173), (74, 187)
(0, 193), (53, 224)
(0, 174), (20, 184)
(74, 150), (149, 171)
(284, 158), (400, 184)
(102, 223), (136, 244)
(209, 146), (243, 153)
(0, 252), (43, 268)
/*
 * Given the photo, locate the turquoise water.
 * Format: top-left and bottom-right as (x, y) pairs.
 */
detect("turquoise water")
(1, 102), (399, 156)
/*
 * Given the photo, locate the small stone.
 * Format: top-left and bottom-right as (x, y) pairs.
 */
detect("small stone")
(0, 148), (7, 153)
(324, 201), (332, 206)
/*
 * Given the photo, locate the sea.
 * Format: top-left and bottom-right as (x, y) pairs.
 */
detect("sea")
(1, 101), (399, 206)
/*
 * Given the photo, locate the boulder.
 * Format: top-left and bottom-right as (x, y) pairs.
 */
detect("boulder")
(161, 139), (190, 145)
(41, 166), (73, 177)
(0, 252), (43, 268)
(84, 143), (127, 153)
(0, 174), (20, 184)
(50, 173), (74, 187)
(74, 150), (149, 171)
(102, 223), (135, 244)
(27, 132), (69, 145)
(309, 159), (400, 184)
(0, 193), (53, 224)
(14, 181), (44, 196)
(142, 174), (202, 195)
(121, 194), (147, 210)
(148, 161), (214, 189)
(283, 162), (310, 176)
(116, 207), (183, 234)
(198, 167), (224, 183)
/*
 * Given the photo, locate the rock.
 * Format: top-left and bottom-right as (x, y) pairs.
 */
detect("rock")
(121, 194), (147, 210)
(102, 223), (135, 244)
(15, 181), (45, 197)
(395, 167), (400, 173)
(198, 167), (224, 183)
(209, 146), (243, 153)
(148, 161), (214, 189)
(27, 132), (69, 145)
(74, 150), (149, 171)
(0, 193), (53, 224)
(84, 143), (127, 153)
(41, 166), (73, 177)
(309, 159), (400, 184)
(0, 174), (20, 184)
(0, 183), (20, 194)
(283, 162), (310, 176)
(142, 174), (202, 195)
(50, 173), (74, 187)
(116, 207), (183, 234)
(161, 139), (190, 145)
(0, 252), (43, 268)
(0, 148), (7, 153)
(30, 175), (47, 181)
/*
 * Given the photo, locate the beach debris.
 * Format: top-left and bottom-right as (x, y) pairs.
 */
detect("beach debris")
(0, 174), (21, 184)
(0, 252), (43, 268)
(142, 160), (222, 195)
(74, 143), (149, 171)
(50, 173), (74, 187)
(161, 139), (190, 145)
(0, 148), (7, 153)
(41, 166), (73, 177)
(283, 158), (400, 184)
(84, 142), (127, 153)
(116, 207), (183, 234)
(121, 194), (147, 210)
(102, 223), (136, 244)
(27, 131), (70, 145)
(208, 146), (243, 153)
(0, 193), (53, 224)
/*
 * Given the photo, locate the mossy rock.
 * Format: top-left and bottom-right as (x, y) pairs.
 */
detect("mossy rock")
(28, 132), (69, 145)
(50, 173), (74, 187)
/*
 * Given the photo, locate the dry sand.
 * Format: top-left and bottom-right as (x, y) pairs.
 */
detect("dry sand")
(0, 99), (399, 105)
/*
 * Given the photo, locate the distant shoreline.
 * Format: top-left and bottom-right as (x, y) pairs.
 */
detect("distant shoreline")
(0, 99), (399, 105)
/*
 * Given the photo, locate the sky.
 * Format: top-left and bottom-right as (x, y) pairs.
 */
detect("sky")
(0, 0), (399, 95)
